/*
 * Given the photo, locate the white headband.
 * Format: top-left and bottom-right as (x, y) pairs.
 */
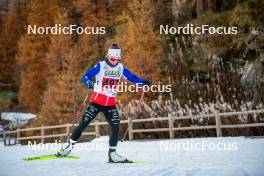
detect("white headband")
(108, 48), (121, 58)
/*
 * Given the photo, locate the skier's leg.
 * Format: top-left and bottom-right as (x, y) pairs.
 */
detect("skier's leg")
(71, 103), (99, 141)
(103, 106), (120, 148)
(57, 103), (99, 156)
(103, 107), (129, 162)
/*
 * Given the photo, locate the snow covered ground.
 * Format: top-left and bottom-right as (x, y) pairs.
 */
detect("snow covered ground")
(0, 136), (264, 176)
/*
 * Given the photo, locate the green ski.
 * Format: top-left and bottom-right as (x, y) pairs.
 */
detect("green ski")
(23, 154), (79, 161)
(107, 160), (154, 165)
(127, 160), (155, 165)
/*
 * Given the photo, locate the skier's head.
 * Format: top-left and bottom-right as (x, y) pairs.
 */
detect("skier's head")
(106, 43), (121, 66)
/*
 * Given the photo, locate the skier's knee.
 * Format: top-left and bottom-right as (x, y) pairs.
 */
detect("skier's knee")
(83, 104), (98, 122)
(110, 109), (120, 125)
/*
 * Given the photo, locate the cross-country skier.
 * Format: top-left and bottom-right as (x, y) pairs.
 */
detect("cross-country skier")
(57, 43), (151, 163)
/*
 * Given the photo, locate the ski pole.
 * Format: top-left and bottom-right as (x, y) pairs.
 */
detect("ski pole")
(65, 94), (89, 143)
(63, 82), (95, 144)
(121, 92), (145, 142)
(120, 117), (133, 142)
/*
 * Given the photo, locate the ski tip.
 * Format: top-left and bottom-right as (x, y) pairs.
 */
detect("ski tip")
(22, 154), (80, 161)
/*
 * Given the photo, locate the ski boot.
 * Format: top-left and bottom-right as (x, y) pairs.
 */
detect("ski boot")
(56, 139), (76, 157)
(108, 148), (132, 163)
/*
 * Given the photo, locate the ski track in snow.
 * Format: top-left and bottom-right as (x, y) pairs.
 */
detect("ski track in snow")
(0, 136), (264, 176)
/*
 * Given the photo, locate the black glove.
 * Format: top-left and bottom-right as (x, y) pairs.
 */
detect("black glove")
(86, 81), (96, 89)
(143, 79), (152, 86)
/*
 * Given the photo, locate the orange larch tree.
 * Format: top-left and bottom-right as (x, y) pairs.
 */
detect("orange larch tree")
(16, 0), (56, 113)
(0, 1), (29, 91)
(114, 0), (162, 84)
(39, 11), (83, 125)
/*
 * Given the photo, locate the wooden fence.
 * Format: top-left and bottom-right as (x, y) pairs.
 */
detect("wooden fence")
(3, 109), (264, 144)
